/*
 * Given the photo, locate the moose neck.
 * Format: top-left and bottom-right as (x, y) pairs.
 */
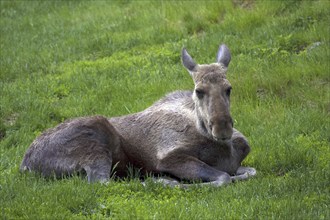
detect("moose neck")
(195, 109), (212, 139)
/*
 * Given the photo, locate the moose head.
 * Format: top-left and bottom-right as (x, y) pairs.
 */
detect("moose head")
(182, 45), (233, 142)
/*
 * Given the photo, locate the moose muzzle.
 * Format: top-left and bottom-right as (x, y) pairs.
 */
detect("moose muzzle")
(210, 117), (233, 142)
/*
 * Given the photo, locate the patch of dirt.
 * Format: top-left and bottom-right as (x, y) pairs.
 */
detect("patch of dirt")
(232, 0), (255, 9)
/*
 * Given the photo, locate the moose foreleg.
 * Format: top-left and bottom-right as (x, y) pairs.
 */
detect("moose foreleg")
(156, 155), (232, 187)
(149, 166), (256, 188)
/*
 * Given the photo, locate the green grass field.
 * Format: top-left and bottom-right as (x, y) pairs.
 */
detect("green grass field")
(1, 0), (329, 219)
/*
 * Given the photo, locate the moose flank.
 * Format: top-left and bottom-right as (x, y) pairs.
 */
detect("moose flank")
(20, 44), (256, 187)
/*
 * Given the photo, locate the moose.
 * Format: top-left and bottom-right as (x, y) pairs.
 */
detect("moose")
(20, 44), (256, 187)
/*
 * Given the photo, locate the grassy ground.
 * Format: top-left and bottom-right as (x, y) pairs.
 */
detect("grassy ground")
(1, 0), (329, 219)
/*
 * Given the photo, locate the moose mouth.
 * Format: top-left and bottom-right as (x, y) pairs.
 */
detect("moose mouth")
(211, 135), (232, 143)
(211, 123), (233, 143)
(211, 126), (233, 142)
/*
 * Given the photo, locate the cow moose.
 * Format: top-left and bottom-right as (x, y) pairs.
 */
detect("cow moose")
(20, 44), (256, 187)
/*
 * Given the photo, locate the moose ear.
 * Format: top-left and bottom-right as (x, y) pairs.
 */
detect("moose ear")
(182, 48), (197, 72)
(216, 44), (231, 68)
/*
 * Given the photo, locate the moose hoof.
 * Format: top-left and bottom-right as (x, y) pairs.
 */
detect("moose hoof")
(232, 166), (257, 181)
(236, 166), (257, 177)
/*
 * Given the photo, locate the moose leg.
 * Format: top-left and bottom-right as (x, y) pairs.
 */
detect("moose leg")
(20, 116), (122, 183)
(157, 155), (232, 187)
(231, 129), (257, 181)
(143, 176), (181, 187)
(83, 159), (112, 183)
(150, 165), (255, 188)
(232, 129), (251, 163)
(72, 116), (121, 183)
(148, 176), (229, 188)
(156, 167), (255, 187)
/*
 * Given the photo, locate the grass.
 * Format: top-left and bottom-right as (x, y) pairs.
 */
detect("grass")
(0, 0), (329, 219)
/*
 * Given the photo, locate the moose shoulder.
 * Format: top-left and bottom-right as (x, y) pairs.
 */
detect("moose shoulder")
(20, 44), (256, 186)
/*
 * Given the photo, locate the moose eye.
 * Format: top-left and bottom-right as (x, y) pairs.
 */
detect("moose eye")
(195, 89), (205, 99)
(226, 87), (232, 97)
